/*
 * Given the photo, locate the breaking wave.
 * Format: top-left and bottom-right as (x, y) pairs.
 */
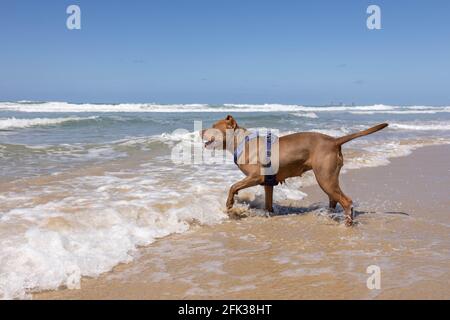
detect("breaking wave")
(0, 116), (98, 130)
(390, 122), (450, 131)
(1, 101), (449, 113)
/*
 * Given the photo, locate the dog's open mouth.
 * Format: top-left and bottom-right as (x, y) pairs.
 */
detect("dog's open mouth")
(204, 137), (215, 147)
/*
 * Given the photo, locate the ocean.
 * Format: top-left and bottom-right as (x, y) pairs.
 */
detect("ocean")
(1, 101), (450, 299)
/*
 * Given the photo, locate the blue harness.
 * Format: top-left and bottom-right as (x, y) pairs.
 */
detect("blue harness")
(233, 131), (279, 186)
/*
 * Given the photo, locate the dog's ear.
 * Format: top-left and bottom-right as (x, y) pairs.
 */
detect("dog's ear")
(225, 115), (238, 129)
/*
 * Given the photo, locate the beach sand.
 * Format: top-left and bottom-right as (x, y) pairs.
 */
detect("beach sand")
(35, 145), (450, 300)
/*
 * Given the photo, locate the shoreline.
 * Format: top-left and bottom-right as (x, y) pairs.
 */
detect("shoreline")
(34, 144), (450, 299)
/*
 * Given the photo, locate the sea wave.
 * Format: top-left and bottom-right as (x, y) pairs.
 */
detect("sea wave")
(0, 167), (231, 299)
(350, 110), (447, 115)
(290, 112), (319, 118)
(224, 103), (396, 112)
(390, 122), (450, 131)
(1, 101), (449, 113)
(344, 139), (450, 170)
(0, 116), (98, 130)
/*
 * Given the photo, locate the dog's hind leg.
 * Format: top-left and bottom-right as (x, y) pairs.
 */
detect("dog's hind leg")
(313, 156), (354, 226)
(264, 185), (274, 214)
(317, 178), (353, 226)
(338, 191), (353, 226)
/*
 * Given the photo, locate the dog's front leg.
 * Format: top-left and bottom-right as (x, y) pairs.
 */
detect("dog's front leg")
(264, 185), (274, 213)
(226, 175), (262, 210)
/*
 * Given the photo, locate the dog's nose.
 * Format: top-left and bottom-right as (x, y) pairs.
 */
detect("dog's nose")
(200, 129), (206, 138)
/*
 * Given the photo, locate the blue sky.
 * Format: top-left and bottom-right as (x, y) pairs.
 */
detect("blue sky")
(1, 0), (449, 105)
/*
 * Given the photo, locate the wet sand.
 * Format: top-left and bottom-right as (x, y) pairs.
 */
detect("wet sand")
(35, 145), (450, 300)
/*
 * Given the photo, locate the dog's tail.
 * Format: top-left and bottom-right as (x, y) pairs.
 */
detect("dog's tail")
(335, 123), (389, 146)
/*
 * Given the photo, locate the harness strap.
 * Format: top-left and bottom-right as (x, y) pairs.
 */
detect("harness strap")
(261, 131), (272, 168)
(233, 131), (278, 186)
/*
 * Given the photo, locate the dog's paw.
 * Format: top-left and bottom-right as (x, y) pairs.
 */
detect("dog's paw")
(345, 217), (354, 227)
(226, 207), (248, 220)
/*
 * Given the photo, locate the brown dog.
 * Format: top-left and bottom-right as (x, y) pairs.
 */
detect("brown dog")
(201, 115), (388, 226)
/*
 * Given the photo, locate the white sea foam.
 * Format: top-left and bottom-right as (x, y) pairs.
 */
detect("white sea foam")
(290, 112), (319, 118)
(350, 110), (447, 115)
(307, 128), (350, 137)
(349, 105), (450, 115)
(0, 102), (308, 113)
(0, 165), (232, 299)
(390, 122), (450, 131)
(344, 138), (450, 170)
(1, 101), (449, 113)
(159, 130), (201, 143)
(0, 116), (98, 130)
(224, 103), (397, 112)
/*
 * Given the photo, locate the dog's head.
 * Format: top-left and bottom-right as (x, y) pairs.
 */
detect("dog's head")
(201, 115), (239, 149)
